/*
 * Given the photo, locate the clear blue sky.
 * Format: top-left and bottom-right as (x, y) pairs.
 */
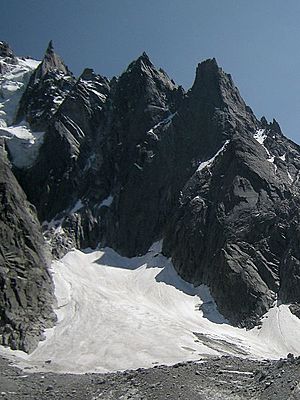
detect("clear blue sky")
(1, 0), (300, 144)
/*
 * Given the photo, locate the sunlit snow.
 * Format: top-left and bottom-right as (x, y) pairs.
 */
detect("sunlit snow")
(279, 153), (286, 161)
(2, 243), (300, 374)
(147, 112), (177, 137)
(0, 57), (40, 126)
(0, 56), (43, 168)
(197, 140), (230, 172)
(253, 129), (271, 158)
(253, 129), (279, 173)
(0, 122), (44, 168)
(253, 129), (267, 145)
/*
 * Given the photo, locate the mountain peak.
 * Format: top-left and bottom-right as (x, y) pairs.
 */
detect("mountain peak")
(270, 118), (282, 135)
(191, 57), (225, 97)
(129, 51), (153, 70)
(194, 58), (220, 82)
(3, 42), (300, 368)
(0, 41), (15, 58)
(190, 57), (254, 123)
(260, 117), (283, 135)
(260, 116), (268, 128)
(197, 57), (219, 71)
(46, 40), (54, 54)
(80, 67), (95, 80)
(123, 52), (176, 91)
(140, 51), (150, 61)
(34, 40), (71, 81)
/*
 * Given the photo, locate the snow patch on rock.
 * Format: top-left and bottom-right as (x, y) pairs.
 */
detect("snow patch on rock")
(253, 129), (267, 145)
(147, 112), (177, 137)
(99, 194), (113, 208)
(0, 122), (44, 168)
(197, 140), (230, 172)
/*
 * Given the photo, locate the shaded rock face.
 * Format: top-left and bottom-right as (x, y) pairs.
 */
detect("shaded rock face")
(280, 221), (300, 304)
(99, 54), (182, 255)
(14, 55), (111, 258)
(183, 58), (257, 157)
(86, 57), (258, 257)
(163, 126), (300, 326)
(17, 52), (185, 256)
(0, 143), (55, 353)
(17, 67), (110, 224)
(2, 41), (300, 337)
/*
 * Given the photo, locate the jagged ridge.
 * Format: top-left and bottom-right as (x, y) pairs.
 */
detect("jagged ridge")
(1, 41), (300, 351)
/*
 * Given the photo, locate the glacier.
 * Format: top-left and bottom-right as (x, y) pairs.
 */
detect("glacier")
(2, 243), (300, 374)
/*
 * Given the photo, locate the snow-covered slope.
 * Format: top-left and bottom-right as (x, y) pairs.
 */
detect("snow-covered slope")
(2, 244), (300, 374)
(0, 122), (44, 168)
(0, 52), (44, 168)
(0, 55), (40, 126)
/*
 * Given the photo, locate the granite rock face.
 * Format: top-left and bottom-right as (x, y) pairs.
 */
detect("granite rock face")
(0, 142), (55, 352)
(163, 125), (300, 326)
(1, 41), (300, 350)
(15, 61), (111, 259)
(99, 58), (258, 257)
(17, 67), (110, 222)
(99, 53), (182, 255)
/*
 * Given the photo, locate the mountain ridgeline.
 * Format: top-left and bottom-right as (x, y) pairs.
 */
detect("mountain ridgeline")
(1, 41), (300, 351)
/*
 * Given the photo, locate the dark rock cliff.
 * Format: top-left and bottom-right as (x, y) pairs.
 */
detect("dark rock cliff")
(0, 142), (55, 352)
(99, 53), (181, 255)
(100, 58), (258, 256)
(163, 127), (300, 326)
(17, 67), (110, 222)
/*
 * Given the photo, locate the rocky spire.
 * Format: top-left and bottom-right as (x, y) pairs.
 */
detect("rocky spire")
(269, 118), (282, 135)
(260, 116), (268, 128)
(260, 116), (282, 135)
(15, 40), (75, 129)
(34, 40), (70, 82)
(129, 51), (152, 68)
(0, 41), (14, 58)
(190, 58), (247, 111)
(186, 58), (258, 144)
(123, 51), (157, 80)
(123, 51), (176, 96)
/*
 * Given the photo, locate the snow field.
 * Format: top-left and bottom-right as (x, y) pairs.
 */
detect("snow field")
(2, 243), (300, 374)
